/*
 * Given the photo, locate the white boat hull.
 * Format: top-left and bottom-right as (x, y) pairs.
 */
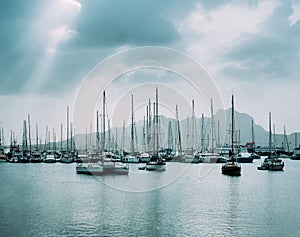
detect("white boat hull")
(76, 163), (104, 175)
(145, 163), (166, 171)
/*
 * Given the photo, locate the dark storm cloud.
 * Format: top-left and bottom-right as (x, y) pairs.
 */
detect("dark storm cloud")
(66, 0), (200, 48)
(221, 1), (300, 80)
(0, 0), (196, 96)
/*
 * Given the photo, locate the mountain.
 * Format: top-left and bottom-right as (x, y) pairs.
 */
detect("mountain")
(69, 109), (299, 153)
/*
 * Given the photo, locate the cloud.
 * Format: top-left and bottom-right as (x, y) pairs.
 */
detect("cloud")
(221, 1), (300, 81)
(0, 0), (82, 95)
(65, 0), (197, 48)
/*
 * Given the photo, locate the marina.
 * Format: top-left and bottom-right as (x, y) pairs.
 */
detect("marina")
(1, 1), (300, 236)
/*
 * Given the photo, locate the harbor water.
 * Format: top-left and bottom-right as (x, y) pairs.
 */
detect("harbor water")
(1, 159), (300, 236)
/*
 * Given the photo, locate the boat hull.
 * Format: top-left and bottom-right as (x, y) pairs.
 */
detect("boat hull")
(268, 163), (284, 171)
(145, 163), (166, 171)
(77, 162), (129, 175)
(60, 158), (74, 163)
(257, 158), (284, 171)
(290, 155), (300, 160)
(181, 155), (202, 163)
(76, 164), (104, 175)
(221, 163), (241, 176)
(236, 157), (254, 163)
(103, 167), (129, 175)
(43, 159), (56, 163)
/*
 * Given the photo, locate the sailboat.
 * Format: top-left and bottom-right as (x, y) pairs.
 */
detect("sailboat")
(101, 91), (129, 175)
(291, 133), (300, 160)
(76, 110), (104, 175)
(201, 99), (227, 163)
(182, 100), (202, 163)
(221, 95), (241, 176)
(257, 113), (284, 171)
(122, 94), (140, 163)
(60, 106), (74, 163)
(0, 128), (7, 162)
(291, 146), (300, 160)
(145, 88), (166, 171)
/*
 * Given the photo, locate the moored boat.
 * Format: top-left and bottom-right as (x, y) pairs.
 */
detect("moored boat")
(139, 152), (151, 163)
(43, 154), (56, 163)
(30, 151), (42, 163)
(236, 148), (254, 163)
(258, 156), (284, 171)
(221, 95), (241, 176)
(122, 154), (140, 163)
(290, 147), (300, 160)
(145, 155), (166, 171)
(60, 153), (74, 163)
(257, 113), (284, 171)
(222, 162), (241, 176)
(201, 153), (227, 163)
(76, 162), (104, 175)
(145, 88), (166, 172)
(182, 154), (202, 163)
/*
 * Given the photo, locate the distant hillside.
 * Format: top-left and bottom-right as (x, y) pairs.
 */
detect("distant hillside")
(70, 109), (299, 152)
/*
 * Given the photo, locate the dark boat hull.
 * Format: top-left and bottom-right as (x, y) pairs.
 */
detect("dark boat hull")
(222, 163), (241, 176)
(290, 155), (300, 160)
(236, 157), (254, 163)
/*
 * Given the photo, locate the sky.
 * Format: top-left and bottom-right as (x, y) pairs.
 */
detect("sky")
(0, 0), (300, 145)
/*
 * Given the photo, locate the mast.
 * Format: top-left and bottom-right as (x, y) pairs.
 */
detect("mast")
(231, 95), (235, 160)
(121, 120), (125, 155)
(60, 124), (63, 151)
(89, 123), (92, 150)
(28, 114), (32, 154)
(52, 128), (55, 151)
(153, 102), (156, 154)
(48, 128), (51, 150)
(146, 105), (149, 153)
(251, 119), (255, 148)
(96, 110), (100, 152)
(211, 99), (214, 154)
(176, 105), (182, 157)
(44, 125), (48, 151)
(70, 123), (73, 152)
(10, 129), (12, 148)
(273, 124), (276, 149)
(36, 123), (39, 151)
(85, 128), (88, 154)
(284, 125), (289, 152)
(0, 128), (3, 148)
(155, 87), (159, 154)
(102, 91), (106, 152)
(67, 106), (69, 152)
(22, 120), (28, 152)
(238, 130), (240, 148)
(168, 121), (173, 151)
(131, 94), (135, 154)
(143, 116), (146, 152)
(201, 113), (204, 153)
(186, 117), (190, 151)
(115, 127), (118, 152)
(1, 126), (3, 146)
(73, 127), (76, 152)
(268, 112), (272, 158)
(192, 100), (195, 152)
(217, 120), (220, 148)
(148, 98), (151, 152)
